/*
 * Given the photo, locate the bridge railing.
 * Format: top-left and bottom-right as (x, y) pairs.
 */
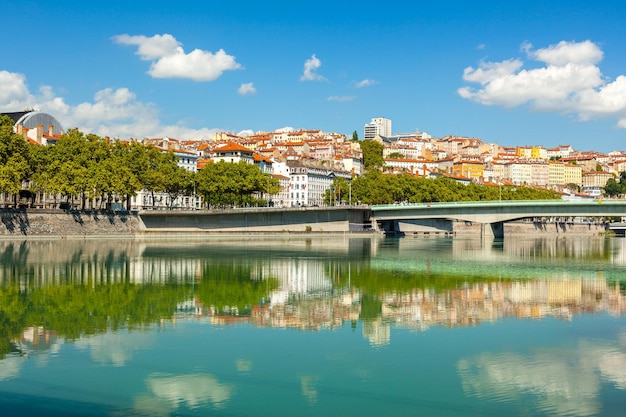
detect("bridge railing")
(371, 199), (620, 210)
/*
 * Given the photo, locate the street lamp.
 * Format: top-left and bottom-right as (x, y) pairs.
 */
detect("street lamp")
(349, 182), (352, 206)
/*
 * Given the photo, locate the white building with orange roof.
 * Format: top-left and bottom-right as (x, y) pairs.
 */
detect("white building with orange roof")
(273, 159), (352, 207)
(212, 141), (255, 164)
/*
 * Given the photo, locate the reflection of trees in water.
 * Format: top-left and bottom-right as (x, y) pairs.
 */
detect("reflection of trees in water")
(0, 241), (30, 278)
(0, 282), (192, 359)
(1, 237), (625, 360)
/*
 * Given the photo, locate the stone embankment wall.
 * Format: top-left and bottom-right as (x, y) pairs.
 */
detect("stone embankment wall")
(0, 210), (140, 237)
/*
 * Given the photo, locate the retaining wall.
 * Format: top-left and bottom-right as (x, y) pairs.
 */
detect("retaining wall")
(0, 209), (140, 237)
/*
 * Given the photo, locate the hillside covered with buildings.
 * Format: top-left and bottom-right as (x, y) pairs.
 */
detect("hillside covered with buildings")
(2, 111), (626, 210)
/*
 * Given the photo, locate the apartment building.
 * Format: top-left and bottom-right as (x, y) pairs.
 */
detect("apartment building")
(582, 171), (613, 188)
(212, 141), (255, 164)
(549, 162), (566, 185)
(273, 160), (352, 207)
(452, 160), (485, 180)
(364, 117), (392, 140)
(385, 158), (439, 176)
(530, 161), (549, 186)
(564, 164), (583, 186)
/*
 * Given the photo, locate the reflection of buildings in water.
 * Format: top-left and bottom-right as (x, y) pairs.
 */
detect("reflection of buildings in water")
(16, 326), (60, 356)
(245, 257), (362, 331)
(362, 319), (391, 346)
(261, 259), (332, 299)
(0, 239), (368, 287)
(249, 294), (361, 331)
(187, 273), (624, 345)
(130, 257), (203, 284)
(381, 279), (625, 336)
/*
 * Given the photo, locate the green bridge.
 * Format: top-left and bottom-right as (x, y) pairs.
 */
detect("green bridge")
(370, 200), (626, 237)
(136, 200), (626, 238)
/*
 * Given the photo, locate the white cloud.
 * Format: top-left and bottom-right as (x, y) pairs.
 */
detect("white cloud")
(75, 331), (155, 367)
(354, 79), (378, 88)
(238, 82), (256, 95)
(134, 373), (234, 413)
(0, 355), (25, 381)
(237, 129), (255, 137)
(300, 54), (325, 81)
(458, 40), (626, 128)
(112, 34), (180, 61)
(113, 33), (242, 82)
(327, 95), (355, 102)
(275, 126), (295, 133)
(0, 71), (31, 111)
(0, 69), (219, 140)
(530, 40), (603, 66)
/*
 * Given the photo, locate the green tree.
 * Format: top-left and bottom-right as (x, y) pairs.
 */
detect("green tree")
(359, 139), (384, 170)
(351, 130), (359, 141)
(196, 161), (280, 207)
(162, 164), (194, 209)
(603, 177), (622, 197)
(129, 145), (182, 208)
(0, 116), (33, 206)
(351, 171), (559, 204)
(324, 177), (351, 205)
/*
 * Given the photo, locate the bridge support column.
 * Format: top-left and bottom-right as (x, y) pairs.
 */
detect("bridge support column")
(481, 222), (504, 239)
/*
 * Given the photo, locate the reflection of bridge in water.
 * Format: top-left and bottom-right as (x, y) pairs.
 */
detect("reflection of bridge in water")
(371, 200), (626, 237)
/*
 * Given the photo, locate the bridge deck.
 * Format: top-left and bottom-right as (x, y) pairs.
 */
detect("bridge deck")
(371, 200), (626, 223)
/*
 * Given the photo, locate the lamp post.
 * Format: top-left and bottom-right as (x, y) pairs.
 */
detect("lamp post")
(349, 182), (352, 206)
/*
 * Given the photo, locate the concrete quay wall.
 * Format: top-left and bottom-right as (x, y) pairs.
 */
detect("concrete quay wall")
(0, 209), (609, 238)
(0, 209), (140, 238)
(139, 207), (371, 233)
(0, 208), (371, 237)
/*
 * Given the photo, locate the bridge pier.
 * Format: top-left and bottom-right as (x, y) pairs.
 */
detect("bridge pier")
(481, 222), (504, 239)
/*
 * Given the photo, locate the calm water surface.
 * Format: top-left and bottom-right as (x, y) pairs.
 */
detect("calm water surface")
(0, 236), (625, 416)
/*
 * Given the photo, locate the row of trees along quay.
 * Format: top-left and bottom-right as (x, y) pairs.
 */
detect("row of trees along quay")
(1, 114), (559, 211)
(0, 115), (280, 210)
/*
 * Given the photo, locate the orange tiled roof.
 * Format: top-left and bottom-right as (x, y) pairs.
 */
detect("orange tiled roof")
(216, 141), (253, 153)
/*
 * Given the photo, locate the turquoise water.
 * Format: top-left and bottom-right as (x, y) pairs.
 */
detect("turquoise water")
(0, 236), (625, 416)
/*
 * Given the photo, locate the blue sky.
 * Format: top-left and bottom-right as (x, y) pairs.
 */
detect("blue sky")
(2, 0), (626, 152)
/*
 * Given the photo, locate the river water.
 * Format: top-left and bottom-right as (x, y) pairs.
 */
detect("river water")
(0, 236), (625, 416)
